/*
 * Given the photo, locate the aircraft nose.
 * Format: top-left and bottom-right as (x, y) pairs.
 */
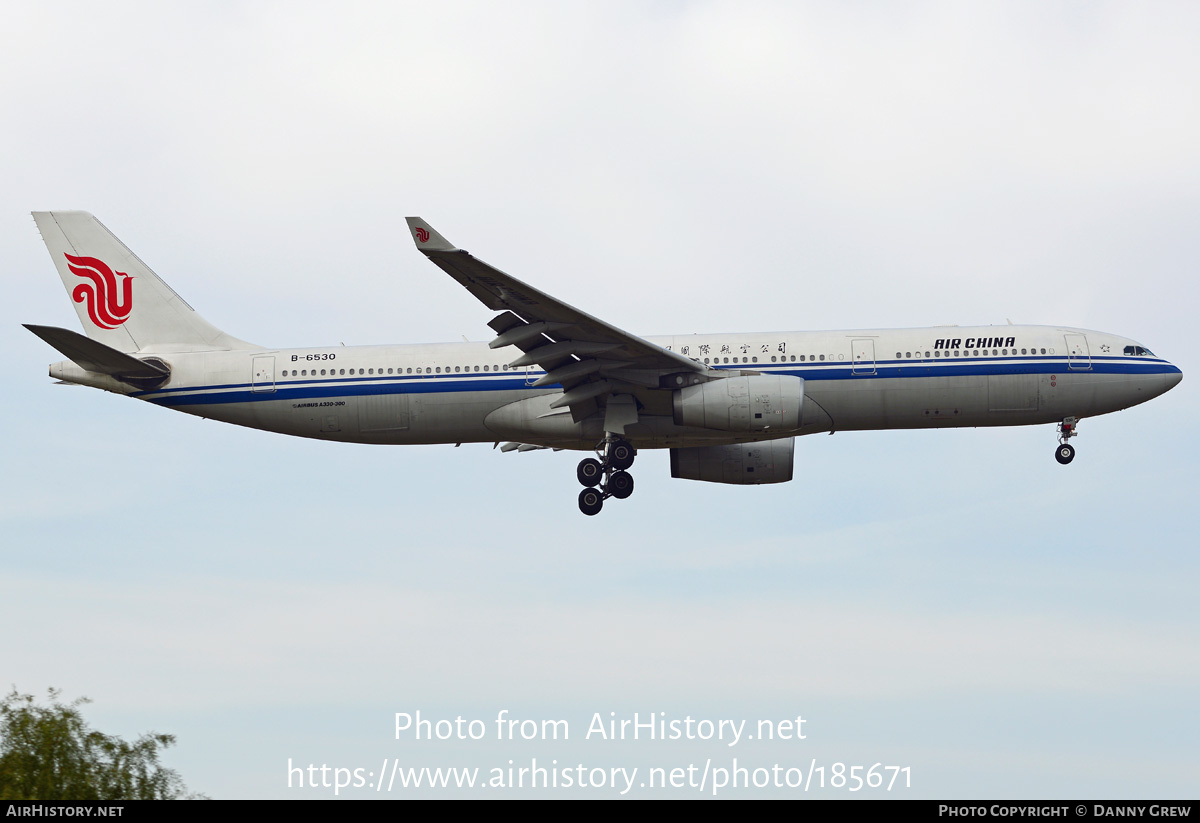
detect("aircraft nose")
(1141, 362), (1182, 402)
(1167, 364), (1183, 389)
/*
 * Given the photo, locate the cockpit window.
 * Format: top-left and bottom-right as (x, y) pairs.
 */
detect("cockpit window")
(1123, 345), (1155, 357)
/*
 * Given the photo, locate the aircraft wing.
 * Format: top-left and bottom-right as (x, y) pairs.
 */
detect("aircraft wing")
(406, 217), (709, 425)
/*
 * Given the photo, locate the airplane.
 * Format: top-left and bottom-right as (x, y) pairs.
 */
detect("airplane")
(26, 211), (1183, 515)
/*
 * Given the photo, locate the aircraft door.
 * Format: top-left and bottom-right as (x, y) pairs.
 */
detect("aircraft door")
(1064, 334), (1091, 371)
(851, 339), (876, 375)
(252, 356), (276, 392)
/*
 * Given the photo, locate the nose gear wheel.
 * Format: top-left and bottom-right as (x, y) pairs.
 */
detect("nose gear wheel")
(1054, 417), (1079, 465)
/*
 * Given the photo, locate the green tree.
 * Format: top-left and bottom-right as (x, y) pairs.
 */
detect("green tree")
(0, 688), (201, 800)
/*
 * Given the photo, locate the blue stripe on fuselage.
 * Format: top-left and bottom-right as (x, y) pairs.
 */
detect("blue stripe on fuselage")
(138, 357), (1180, 408)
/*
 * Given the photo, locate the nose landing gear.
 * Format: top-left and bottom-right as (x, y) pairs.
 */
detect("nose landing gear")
(576, 437), (636, 515)
(1055, 417), (1079, 465)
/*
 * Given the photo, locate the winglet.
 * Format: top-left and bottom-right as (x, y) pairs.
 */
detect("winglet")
(405, 217), (456, 252)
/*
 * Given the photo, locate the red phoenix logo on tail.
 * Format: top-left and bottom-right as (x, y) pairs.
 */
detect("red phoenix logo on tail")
(65, 254), (133, 329)
(415, 227), (430, 243)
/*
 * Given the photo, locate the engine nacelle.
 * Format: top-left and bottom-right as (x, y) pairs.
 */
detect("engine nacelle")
(670, 438), (795, 485)
(672, 374), (803, 432)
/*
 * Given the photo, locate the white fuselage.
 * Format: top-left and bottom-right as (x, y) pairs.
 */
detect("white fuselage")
(56, 324), (1182, 451)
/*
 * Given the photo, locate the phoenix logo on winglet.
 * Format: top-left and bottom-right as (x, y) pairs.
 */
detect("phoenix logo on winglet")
(415, 227), (430, 243)
(65, 254), (133, 329)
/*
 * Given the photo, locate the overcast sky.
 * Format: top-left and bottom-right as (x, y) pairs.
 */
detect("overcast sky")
(2, 1), (1197, 798)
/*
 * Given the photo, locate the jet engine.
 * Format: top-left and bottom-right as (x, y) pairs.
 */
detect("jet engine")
(669, 438), (795, 485)
(672, 374), (803, 432)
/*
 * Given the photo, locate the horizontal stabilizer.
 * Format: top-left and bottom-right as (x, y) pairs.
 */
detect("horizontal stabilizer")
(24, 324), (170, 382)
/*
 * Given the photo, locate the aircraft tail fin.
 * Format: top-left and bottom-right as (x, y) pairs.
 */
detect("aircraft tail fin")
(32, 211), (257, 353)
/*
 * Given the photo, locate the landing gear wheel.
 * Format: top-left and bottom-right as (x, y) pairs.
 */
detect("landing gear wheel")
(608, 471), (634, 500)
(577, 458), (603, 487)
(608, 439), (635, 471)
(578, 487), (604, 516)
(1054, 417), (1080, 466)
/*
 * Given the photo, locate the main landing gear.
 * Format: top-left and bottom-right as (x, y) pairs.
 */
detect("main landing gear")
(1055, 417), (1079, 465)
(576, 437), (636, 516)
